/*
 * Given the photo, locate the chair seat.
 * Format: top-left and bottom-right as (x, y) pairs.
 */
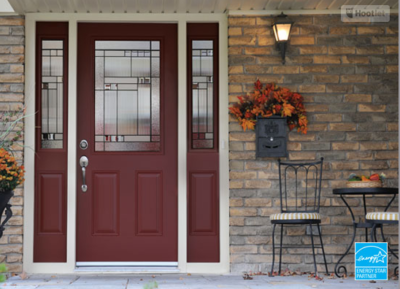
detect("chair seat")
(270, 212), (321, 221)
(366, 212), (398, 221)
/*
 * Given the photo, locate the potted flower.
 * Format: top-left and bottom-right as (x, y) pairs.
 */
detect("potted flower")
(229, 80), (308, 134)
(0, 108), (26, 239)
(0, 148), (24, 237)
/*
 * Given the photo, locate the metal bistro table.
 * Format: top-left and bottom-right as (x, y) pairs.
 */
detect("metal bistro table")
(333, 187), (398, 278)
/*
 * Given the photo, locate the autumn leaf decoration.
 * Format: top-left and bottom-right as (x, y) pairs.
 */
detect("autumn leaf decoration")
(229, 80), (308, 134)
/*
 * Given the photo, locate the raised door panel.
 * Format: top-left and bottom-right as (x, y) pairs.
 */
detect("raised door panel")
(189, 172), (217, 235)
(136, 172), (163, 235)
(38, 173), (64, 234)
(92, 172), (119, 235)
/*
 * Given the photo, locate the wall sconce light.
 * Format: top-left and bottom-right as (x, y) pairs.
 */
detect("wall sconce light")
(272, 12), (294, 64)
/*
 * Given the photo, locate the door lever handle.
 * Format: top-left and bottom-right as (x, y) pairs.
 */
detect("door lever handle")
(79, 156), (89, 192)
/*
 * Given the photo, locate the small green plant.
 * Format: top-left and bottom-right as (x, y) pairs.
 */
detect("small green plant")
(143, 281), (158, 289)
(0, 263), (7, 282)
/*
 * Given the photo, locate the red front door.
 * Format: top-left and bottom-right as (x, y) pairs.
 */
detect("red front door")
(76, 23), (178, 262)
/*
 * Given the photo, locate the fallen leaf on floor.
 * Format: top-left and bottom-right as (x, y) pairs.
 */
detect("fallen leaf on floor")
(151, 275), (156, 278)
(19, 272), (28, 280)
(187, 273), (191, 276)
(179, 277), (184, 280)
(140, 279), (143, 281)
(315, 275), (324, 281)
(295, 269), (302, 275)
(349, 273), (355, 277)
(51, 275), (56, 278)
(369, 280), (376, 283)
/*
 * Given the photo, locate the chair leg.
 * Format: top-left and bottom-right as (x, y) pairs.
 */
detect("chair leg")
(309, 223), (317, 275)
(317, 224), (329, 275)
(380, 224), (398, 259)
(278, 224), (284, 275)
(370, 224), (376, 242)
(270, 224), (276, 277)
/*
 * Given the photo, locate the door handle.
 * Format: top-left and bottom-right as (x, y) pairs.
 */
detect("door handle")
(79, 156), (89, 192)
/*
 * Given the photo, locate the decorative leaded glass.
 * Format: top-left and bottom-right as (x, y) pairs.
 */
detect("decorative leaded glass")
(95, 41), (161, 152)
(192, 40), (214, 149)
(41, 40), (64, 149)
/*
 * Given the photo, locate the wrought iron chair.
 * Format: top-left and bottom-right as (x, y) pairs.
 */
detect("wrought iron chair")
(269, 157), (328, 276)
(366, 210), (398, 275)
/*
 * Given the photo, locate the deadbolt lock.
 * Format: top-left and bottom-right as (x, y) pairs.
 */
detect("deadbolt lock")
(80, 140), (88, 150)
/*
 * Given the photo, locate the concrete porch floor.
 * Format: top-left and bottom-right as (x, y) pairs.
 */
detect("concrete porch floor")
(0, 274), (397, 289)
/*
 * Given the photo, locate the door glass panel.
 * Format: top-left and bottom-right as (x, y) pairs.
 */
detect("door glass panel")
(192, 40), (213, 149)
(41, 40), (64, 149)
(95, 41), (161, 152)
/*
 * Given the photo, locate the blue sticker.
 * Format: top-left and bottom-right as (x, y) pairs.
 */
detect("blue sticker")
(355, 242), (388, 281)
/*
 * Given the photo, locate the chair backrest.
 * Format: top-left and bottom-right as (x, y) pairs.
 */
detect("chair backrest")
(278, 157), (324, 213)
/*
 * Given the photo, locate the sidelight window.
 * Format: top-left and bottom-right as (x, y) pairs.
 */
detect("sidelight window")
(191, 40), (215, 149)
(41, 40), (64, 149)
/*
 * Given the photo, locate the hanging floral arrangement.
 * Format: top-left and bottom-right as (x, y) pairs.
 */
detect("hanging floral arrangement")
(0, 148), (24, 193)
(229, 80), (308, 134)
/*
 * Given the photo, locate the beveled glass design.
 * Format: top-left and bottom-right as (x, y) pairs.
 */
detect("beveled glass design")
(41, 40), (64, 149)
(95, 41), (160, 152)
(192, 40), (213, 149)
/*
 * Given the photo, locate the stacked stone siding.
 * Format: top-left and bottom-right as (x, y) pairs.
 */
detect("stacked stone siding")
(228, 15), (398, 273)
(0, 16), (25, 273)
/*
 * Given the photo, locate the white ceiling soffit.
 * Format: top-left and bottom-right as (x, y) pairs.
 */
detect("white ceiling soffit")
(7, 0), (399, 14)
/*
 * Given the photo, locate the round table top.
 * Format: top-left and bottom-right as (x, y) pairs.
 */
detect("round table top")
(333, 187), (398, 195)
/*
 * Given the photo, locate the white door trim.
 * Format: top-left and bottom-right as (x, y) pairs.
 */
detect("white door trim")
(23, 13), (229, 274)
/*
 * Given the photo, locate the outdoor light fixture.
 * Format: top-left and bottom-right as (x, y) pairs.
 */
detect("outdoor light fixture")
(272, 12), (294, 64)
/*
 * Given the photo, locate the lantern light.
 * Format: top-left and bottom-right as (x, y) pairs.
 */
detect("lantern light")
(272, 13), (294, 64)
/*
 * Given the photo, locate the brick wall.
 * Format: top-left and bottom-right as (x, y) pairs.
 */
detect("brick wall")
(228, 15), (398, 274)
(0, 16), (25, 273)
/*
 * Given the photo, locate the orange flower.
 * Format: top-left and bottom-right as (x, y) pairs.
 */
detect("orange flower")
(0, 148), (25, 192)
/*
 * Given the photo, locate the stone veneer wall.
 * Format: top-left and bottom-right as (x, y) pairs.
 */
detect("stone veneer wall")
(0, 16), (24, 273)
(228, 15), (399, 274)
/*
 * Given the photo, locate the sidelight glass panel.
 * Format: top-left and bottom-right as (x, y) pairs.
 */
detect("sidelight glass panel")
(41, 40), (64, 149)
(191, 40), (214, 149)
(94, 40), (161, 152)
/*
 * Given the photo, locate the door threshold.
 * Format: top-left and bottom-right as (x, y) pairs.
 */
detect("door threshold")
(75, 266), (180, 273)
(76, 262), (178, 267)
(75, 262), (179, 273)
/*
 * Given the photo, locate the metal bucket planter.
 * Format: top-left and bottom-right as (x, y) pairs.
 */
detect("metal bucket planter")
(0, 191), (13, 239)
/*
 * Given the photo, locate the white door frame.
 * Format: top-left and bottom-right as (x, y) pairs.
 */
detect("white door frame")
(24, 13), (229, 274)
